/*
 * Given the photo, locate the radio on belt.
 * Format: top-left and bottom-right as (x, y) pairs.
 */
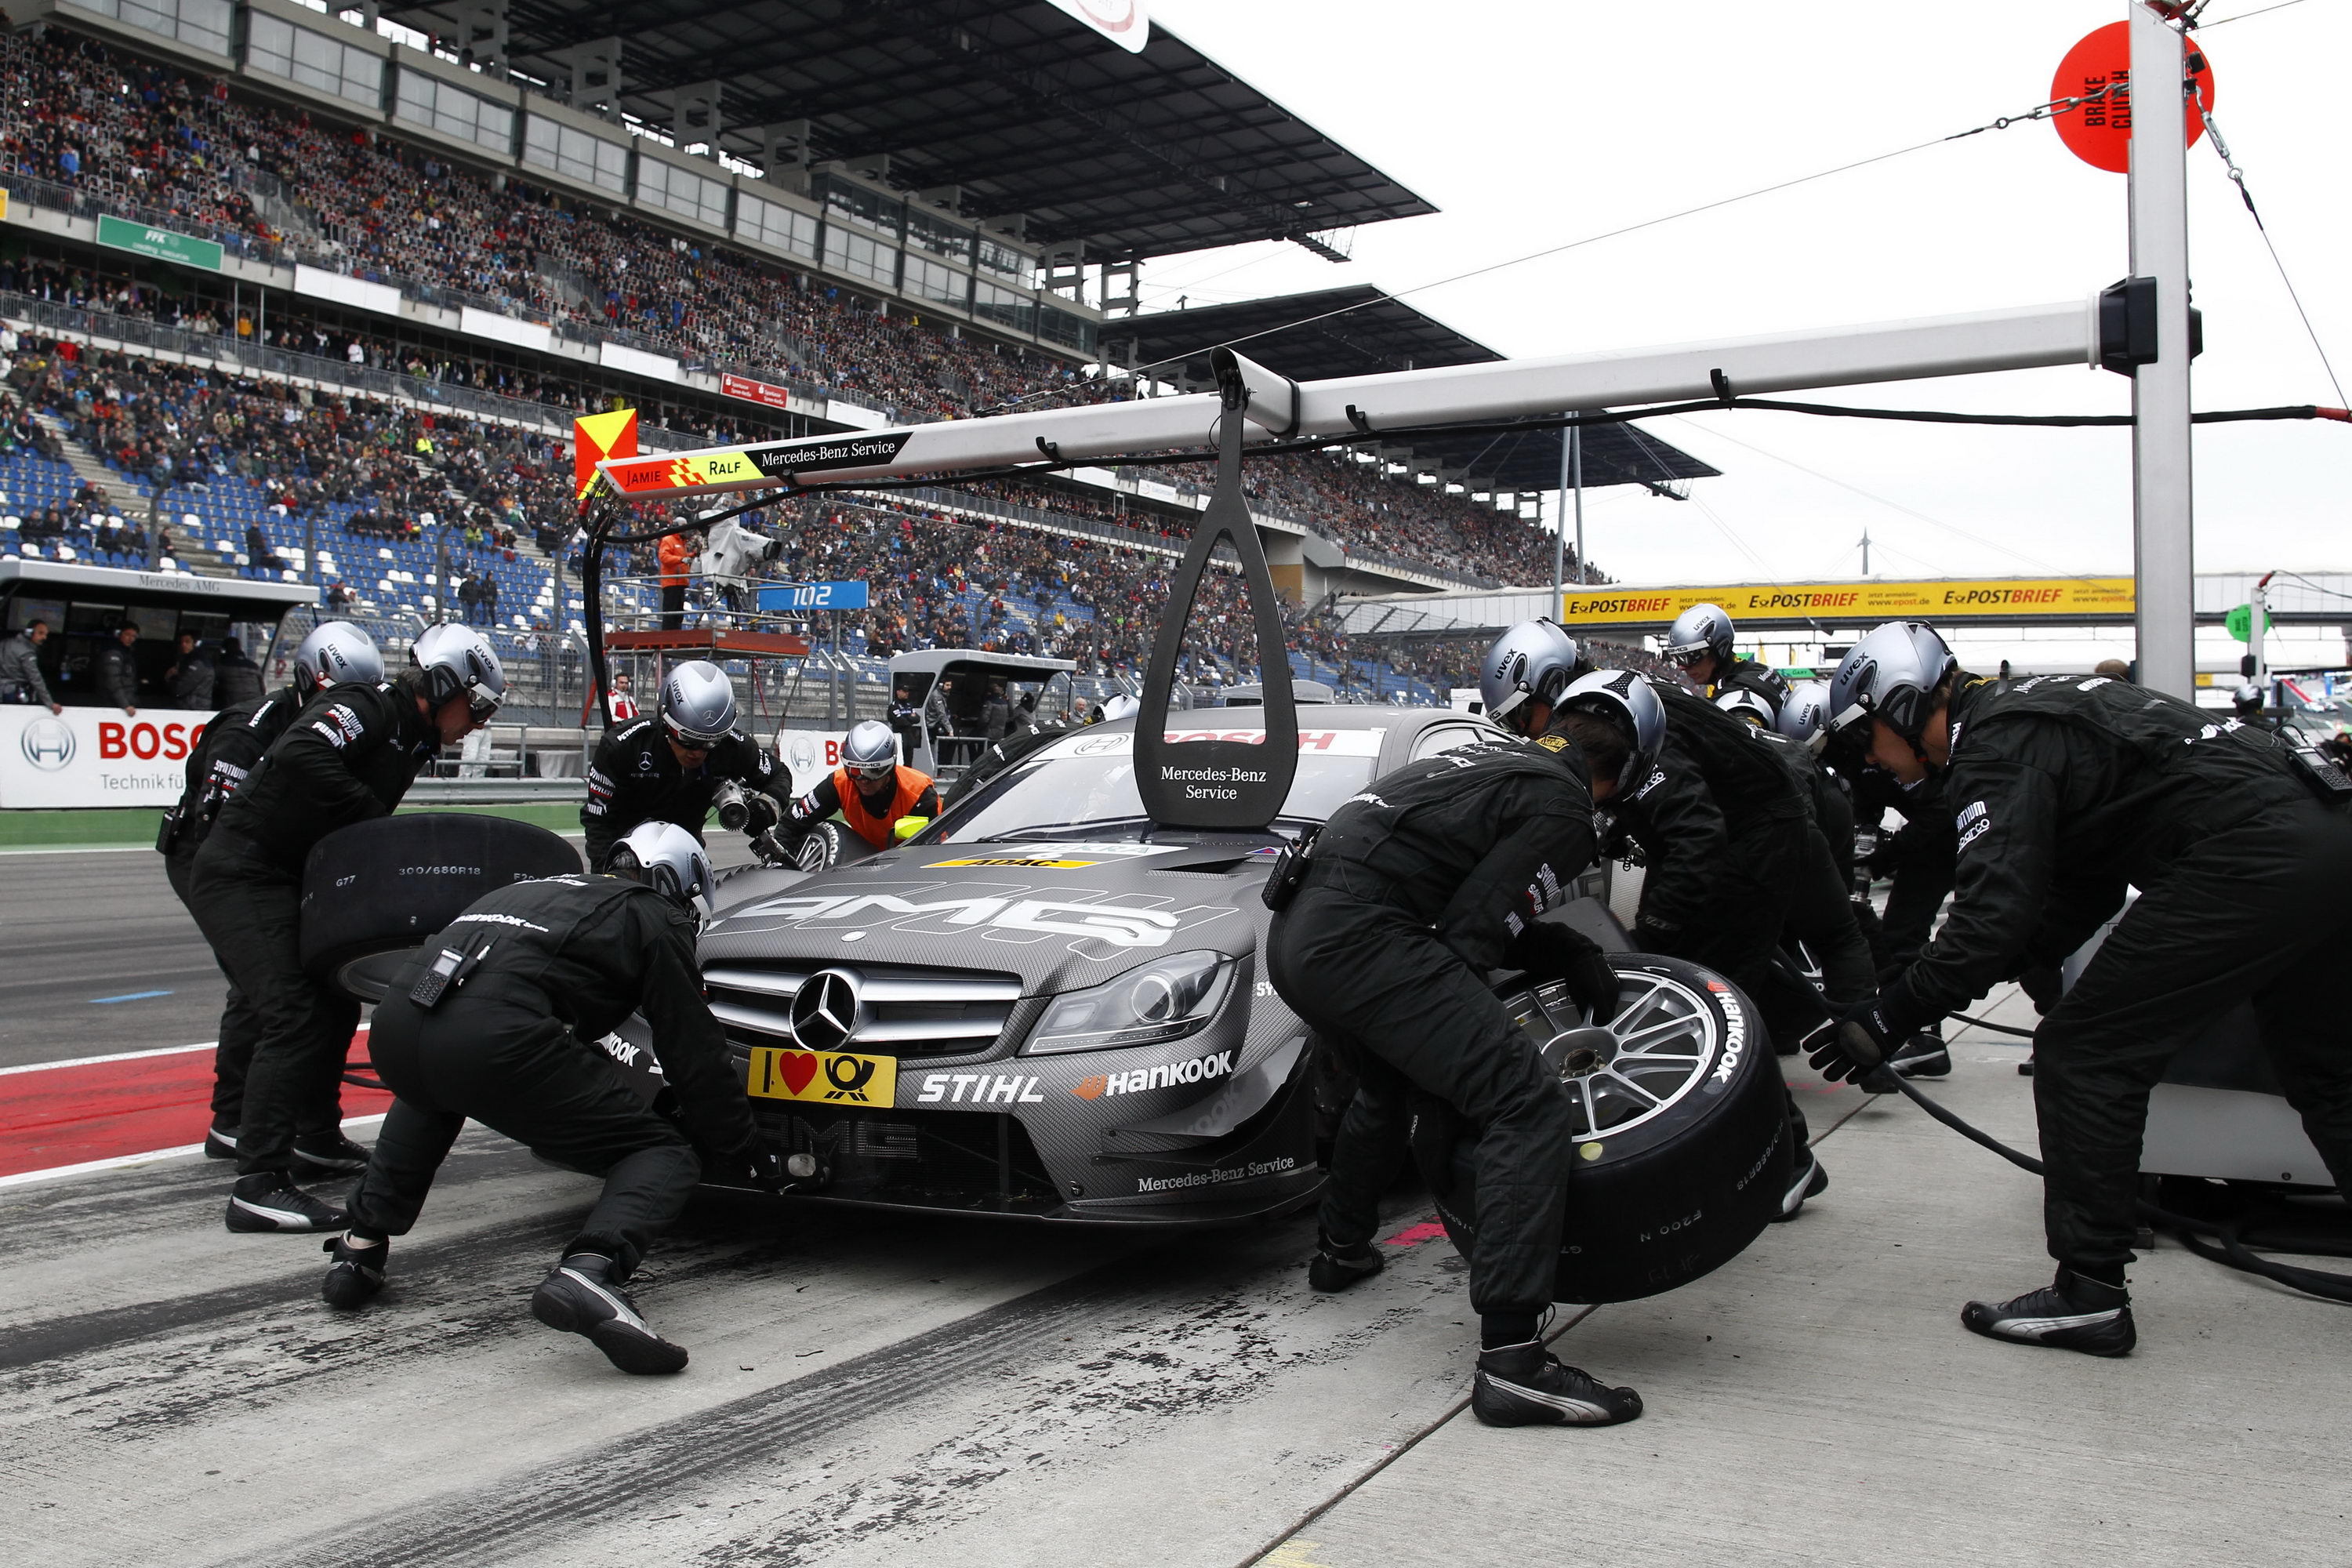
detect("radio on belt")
(410, 932), (495, 1009)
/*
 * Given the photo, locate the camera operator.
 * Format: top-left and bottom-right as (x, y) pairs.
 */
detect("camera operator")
(160, 622), (383, 1163)
(191, 628), (506, 1232)
(1813, 621), (2352, 1356)
(321, 822), (776, 1374)
(1271, 620), (1642, 1429)
(580, 662), (790, 869)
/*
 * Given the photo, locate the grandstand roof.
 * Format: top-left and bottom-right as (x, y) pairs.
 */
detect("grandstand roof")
(1100, 287), (1722, 492)
(387, 0), (1433, 262)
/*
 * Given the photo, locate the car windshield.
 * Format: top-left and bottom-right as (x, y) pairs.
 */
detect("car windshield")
(924, 729), (1382, 844)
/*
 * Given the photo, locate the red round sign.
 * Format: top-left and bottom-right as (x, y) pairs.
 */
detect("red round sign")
(2050, 20), (2215, 174)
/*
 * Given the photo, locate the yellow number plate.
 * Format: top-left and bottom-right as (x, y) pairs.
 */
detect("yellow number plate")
(746, 1046), (898, 1108)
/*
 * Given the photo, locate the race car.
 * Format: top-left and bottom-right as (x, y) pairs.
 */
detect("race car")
(688, 706), (1777, 1250)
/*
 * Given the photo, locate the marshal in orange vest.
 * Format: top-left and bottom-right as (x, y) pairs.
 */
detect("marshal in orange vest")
(833, 764), (934, 848)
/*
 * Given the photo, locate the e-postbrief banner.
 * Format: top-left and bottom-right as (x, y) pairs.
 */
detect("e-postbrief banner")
(1560, 577), (2136, 628)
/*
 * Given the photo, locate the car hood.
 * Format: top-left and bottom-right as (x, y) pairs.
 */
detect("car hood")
(699, 839), (1279, 993)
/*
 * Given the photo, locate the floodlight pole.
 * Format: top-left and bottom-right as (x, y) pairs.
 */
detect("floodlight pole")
(1570, 422), (1586, 587)
(1552, 434), (1567, 601)
(2129, 2), (2197, 699)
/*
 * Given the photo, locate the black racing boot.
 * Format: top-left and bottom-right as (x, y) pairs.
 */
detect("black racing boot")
(321, 1233), (388, 1309)
(225, 1171), (347, 1233)
(531, 1253), (689, 1374)
(1307, 1233), (1385, 1293)
(1771, 1146), (1827, 1222)
(1472, 1341), (1642, 1428)
(290, 1129), (371, 1178)
(1889, 1029), (1951, 1079)
(203, 1123), (239, 1161)
(1962, 1267), (2136, 1357)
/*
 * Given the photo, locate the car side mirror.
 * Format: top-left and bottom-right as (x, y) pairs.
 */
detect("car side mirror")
(893, 816), (928, 843)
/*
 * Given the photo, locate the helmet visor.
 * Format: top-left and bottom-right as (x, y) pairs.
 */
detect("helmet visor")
(1666, 644), (1709, 668)
(662, 715), (727, 750)
(845, 758), (895, 783)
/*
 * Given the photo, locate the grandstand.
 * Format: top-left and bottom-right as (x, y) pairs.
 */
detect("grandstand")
(0, 0), (1717, 710)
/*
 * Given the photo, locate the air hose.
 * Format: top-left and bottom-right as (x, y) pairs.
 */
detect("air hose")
(1769, 958), (2352, 1305)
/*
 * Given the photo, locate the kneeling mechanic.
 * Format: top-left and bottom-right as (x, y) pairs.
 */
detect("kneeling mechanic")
(1268, 619), (1642, 1428)
(321, 822), (781, 1374)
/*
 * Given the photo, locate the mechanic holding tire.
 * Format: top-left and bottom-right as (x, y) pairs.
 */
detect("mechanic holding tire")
(160, 621), (384, 1164)
(191, 627), (506, 1233)
(1269, 619), (1642, 1428)
(1812, 621), (2352, 1356)
(321, 822), (776, 1374)
(580, 662), (792, 869)
(780, 719), (942, 866)
(1603, 669), (1873, 1218)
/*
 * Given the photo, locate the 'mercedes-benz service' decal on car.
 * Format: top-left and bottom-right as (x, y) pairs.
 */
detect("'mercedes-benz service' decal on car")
(1134, 1154), (1300, 1195)
(1073, 1049), (1233, 1100)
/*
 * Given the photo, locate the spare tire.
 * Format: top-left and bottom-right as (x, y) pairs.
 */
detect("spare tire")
(301, 813), (583, 1000)
(1418, 953), (1791, 1305)
(794, 819), (880, 873)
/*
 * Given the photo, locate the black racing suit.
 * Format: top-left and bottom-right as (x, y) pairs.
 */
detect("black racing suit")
(1853, 767), (1960, 971)
(1893, 673), (2352, 1272)
(160, 681), (314, 1131)
(191, 677), (441, 1176)
(1267, 732), (1600, 1319)
(1610, 683), (1857, 1156)
(1755, 725), (1878, 1033)
(580, 717), (790, 869)
(349, 875), (758, 1274)
(1707, 655), (1791, 719)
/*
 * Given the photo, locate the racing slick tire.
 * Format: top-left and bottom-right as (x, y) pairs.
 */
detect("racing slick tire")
(299, 814), (582, 1000)
(1418, 953), (1791, 1305)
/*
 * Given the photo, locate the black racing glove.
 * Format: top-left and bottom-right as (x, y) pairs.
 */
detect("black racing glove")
(1628, 918), (1678, 956)
(1512, 923), (1623, 1023)
(743, 791), (782, 834)
(1809, 979), (1929, 1084)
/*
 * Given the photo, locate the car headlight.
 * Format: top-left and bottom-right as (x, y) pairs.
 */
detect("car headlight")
(1022, 951), (1236, 1055)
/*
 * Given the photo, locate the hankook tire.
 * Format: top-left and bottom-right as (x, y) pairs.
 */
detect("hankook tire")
(1420, 953), (1792, 1305)
(299, 813), (583, 1000)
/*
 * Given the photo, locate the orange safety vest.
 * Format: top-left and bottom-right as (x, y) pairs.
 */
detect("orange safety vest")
(658, 533), (691, 587)
(835, 765), (931, 849)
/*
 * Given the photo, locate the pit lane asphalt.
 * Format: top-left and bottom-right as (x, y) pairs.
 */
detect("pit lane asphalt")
(0, 848), (228, 1067)
(9, 874), (2346, 1565)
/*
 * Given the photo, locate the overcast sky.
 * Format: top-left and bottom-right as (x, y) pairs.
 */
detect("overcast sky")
(1126, 0), (2347, 594)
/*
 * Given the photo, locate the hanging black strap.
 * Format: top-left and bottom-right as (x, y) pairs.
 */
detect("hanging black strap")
(1134, 365), (1299, 829)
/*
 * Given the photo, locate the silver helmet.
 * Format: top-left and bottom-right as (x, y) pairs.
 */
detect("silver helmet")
(609, 820), (717, 911)
(293, 621), (383, 695)
(840, 719), (898, 782)
(1715, 688), (1775, 729)
(415, 624), (506, 722)
(659, 661), (737, 747)
(1828, 621), (1956, 741)
(1558, 669), (1667, 794)
(1776, 681), (1834, 753)
(408, 621), (466, 670)
(1663, 603), (1735, 673)
(1479, 619), (1582, 732)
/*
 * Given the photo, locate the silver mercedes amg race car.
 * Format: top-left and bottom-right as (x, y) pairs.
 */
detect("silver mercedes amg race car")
(692, 706), (1494, 1225)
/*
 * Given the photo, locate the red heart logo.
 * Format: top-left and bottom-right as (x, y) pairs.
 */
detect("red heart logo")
(779, 1052), (818, 1095)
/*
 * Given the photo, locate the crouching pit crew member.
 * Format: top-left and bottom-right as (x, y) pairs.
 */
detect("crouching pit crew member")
(780, 719), (942, 861)
(581, 661), (791, 868)
(321, 822), (779, 1374)
(1812, 621), (2352, 1355)
(161, 621), (385, 1163)
(191, 627), (505, 1232)
(1268, 619), (1641, 1428)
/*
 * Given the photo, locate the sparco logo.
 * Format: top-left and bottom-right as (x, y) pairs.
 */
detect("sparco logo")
(20, 717), (74, 771)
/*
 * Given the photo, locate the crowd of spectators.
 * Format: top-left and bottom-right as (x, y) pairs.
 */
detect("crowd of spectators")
(0, 23), (1605, 588)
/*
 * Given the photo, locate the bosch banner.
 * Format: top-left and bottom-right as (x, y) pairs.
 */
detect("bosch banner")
(1560, 578), (2137, 630)
(0, 705), (214, 808)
